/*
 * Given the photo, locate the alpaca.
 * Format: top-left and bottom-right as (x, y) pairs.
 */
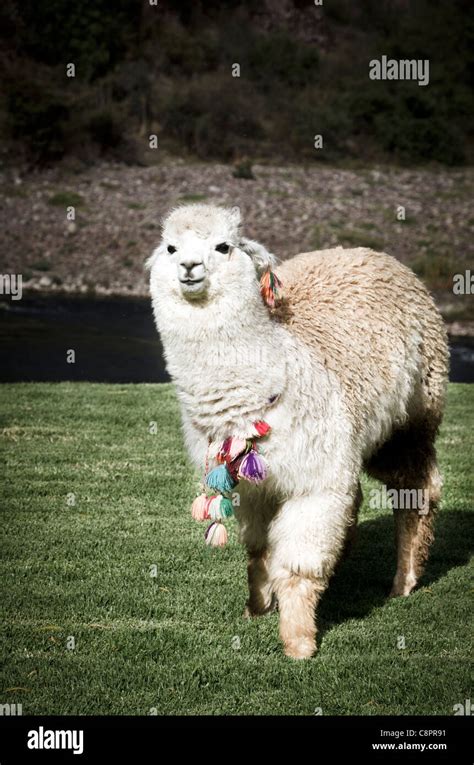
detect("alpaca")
(147, 204), (449, 659)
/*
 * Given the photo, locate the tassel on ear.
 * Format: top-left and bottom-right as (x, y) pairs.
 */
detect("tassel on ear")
(260, 269), (282, 309)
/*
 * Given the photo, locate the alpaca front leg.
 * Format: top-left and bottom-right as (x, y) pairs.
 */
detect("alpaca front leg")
(268, 491), (352, 659)
(243, 549), (276, 618)
(274, 572), (324, 659)
(234, 484), (277, 618)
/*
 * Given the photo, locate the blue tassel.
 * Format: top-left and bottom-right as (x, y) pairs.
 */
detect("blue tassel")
(205, 464), (236, 493)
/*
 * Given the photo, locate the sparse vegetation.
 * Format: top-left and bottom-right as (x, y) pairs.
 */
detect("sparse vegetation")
(232, 160), (255, 180)
(31, 259), (51, 272)
(48, 191), (85, 208)
(178, 194), (208, 203)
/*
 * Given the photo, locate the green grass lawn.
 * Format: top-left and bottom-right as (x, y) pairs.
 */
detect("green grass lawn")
(1, 383), (472, 716)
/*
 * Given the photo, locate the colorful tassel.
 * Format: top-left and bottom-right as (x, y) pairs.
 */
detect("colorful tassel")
(228, 437), (247, 461)
(219, 436), (247, 464)
(205, 521), (228, 547)
(191, 416), (274, 548)
(191, 493), (211, 521)
(228, 454), (245, 482)
(238, 449), (268, 483)
(208, 495), (234, 521)
(217, 437), (232, 463)
(220, 497), (234, 518)
(260, 269), (282, 309)
(252, 420), (271, 438)
(205, 464), (236, 493)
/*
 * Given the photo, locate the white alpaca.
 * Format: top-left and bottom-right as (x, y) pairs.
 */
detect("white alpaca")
(148, 204), (449, 659)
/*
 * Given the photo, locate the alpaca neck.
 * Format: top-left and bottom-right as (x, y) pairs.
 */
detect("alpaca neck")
(154, 289), (288, 437)
(156, 285), (277, 357)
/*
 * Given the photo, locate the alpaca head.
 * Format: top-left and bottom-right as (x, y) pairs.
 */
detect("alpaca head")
(147, 204), (276, 306)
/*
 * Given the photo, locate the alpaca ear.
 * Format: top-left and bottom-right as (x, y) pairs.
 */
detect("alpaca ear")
(228, 205), (242, 229)
(145, 244), (164, 271)
(239, 237), (277, 276)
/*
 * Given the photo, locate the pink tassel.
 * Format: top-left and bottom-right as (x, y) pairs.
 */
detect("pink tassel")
(228, 437), (247, 461)
(218, 436), (247, 464)
(191, 493), (211, 521)
(205, 521), (228, 547)
(208, 495), (222, 520)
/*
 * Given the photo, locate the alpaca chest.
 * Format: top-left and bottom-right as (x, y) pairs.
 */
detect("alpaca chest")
(172, 350), (287, 439)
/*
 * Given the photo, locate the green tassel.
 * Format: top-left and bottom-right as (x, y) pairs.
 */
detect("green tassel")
(220, 497), (234, 519)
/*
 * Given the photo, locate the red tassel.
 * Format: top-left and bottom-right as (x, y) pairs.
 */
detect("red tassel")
(253, 420), (271, 438)
(260, 270), (282, 308)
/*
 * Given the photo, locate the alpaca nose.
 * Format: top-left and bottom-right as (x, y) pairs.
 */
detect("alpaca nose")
(179, 257), (204, 278)
(178, 257), (205, 284)
(182, 261), (200, 276)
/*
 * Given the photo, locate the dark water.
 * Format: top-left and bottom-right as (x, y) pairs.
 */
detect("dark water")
(0, 295), (472, 383)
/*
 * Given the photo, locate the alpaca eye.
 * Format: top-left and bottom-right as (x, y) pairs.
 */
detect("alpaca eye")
(167, 245), (176, 254)
(215, 243), (230, 254)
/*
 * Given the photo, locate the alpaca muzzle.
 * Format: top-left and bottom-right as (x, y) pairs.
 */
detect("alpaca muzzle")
(178, 261), (207, 295)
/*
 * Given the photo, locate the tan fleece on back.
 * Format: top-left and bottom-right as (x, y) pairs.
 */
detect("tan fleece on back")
(275, 247), (448, 431)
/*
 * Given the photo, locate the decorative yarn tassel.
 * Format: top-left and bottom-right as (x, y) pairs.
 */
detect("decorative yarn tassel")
(208, 495), (234, 521)
(260, 269), (282, 309)
(205, 464), (236, 493)
(252, 420), (271, 438)
(218, 436), (247, 464)
(238, 449), (268, 483)
(193, 416), (274, 549)
(191, 493), (212, 521)
(228, 437), (247, 461)
(228, 454), (245, 482)
(217, 437), (232, 464)
(205, 521), (228, 547)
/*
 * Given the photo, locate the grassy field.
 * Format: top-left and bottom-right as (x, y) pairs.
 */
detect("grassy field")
(0, 383), (472, 716)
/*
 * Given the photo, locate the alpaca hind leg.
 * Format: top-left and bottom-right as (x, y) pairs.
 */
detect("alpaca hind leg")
(390, 459), (441, 597)
(341, 481), (362, 560)
(391, 467), (440, 596)
(365, 423), (442, 597)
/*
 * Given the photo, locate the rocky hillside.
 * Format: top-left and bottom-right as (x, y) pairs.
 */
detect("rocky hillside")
(1, 161), (472, 333)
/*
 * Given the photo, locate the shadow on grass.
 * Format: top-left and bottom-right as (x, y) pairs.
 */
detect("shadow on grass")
(318, 510), (474, 633)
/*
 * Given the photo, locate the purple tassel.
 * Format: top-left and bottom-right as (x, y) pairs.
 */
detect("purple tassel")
(238, 449), (267, 483)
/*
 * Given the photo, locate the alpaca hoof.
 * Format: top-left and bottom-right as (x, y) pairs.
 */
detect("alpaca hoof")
(389, 586), (411, 598)
(243, 603), (269, 619)
(390, 574), (417, 598)
(243, 599), (276, 619)
(389, 582), (416, 597)
(284, 637), (316, 660)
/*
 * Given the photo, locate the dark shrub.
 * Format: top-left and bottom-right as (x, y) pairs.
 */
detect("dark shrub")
(86, 109), (124, 151)
(6, 81), (69, 163)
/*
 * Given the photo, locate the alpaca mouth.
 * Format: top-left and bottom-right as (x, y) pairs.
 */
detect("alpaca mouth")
(179, 276), (207, 298)
(179, 277), (204, 285)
